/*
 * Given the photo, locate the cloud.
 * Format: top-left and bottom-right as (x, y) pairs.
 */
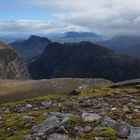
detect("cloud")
(21, 0), (140, 35)
(1, 0), (140, 35)
(0, 20), (88, 34)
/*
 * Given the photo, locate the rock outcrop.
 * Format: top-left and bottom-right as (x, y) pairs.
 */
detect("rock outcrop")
(1, 80), (140, 140)
(0, 41), (30, 79)
(29, 41), (140, 82)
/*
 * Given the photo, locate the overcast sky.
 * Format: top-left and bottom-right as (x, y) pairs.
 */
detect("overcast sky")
(1, 0), (140, 36)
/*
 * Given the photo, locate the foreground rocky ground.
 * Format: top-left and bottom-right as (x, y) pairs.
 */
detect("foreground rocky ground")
(1, 81), (140, 140)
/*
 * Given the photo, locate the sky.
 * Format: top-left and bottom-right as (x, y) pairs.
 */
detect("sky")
(1, 0), (140, 36)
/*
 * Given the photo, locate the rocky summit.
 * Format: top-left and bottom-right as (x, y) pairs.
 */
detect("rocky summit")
(1, 79), (140, 140)
(29, 41), (140, 82)
(0, 41), (30, 80)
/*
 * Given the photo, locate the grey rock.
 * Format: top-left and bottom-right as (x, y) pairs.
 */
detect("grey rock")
(122, 105), (129, 112)
(31, 116), (61, 134)
(101, 117), (117, 127)
(57, 126), (69, 134)
(23, 135), (32, 140)
(24, 123), (32, 128)
(25, 104), (33, 109)
(61, 117), (70, 125)
(84, 126), (92, 132)
(94, 137), (105, 140)
(114, 122), (130, 138)
(23, 115), (35, 121)
(128, 127), (140, 140)
(47, 133), (69, 140)
(74, 126), (84, 132)
(41, 100), (53, 108)
(82, 113), (101, 122)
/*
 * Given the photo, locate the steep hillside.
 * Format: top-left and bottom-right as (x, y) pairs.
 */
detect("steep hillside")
(10, 35), (51, 62)
(0, 41), (30, 80)
(29, 41), (140, 82)
(1, 79), (140, 140)
(0, 78), (111, 103)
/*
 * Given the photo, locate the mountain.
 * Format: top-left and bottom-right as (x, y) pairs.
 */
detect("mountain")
(29, 41), (140, 82)
(10, 35), (51, 62)
(0, 41), (30, 79)
(98, 35), (140, 51)
(65, 31), (99, 38)
(49, 31), (101, 42)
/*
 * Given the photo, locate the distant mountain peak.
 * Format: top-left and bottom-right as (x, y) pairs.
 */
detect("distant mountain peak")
(28, 35), (50, 41)
(10, 35), (52, 61)
(64, 31), (99, 38)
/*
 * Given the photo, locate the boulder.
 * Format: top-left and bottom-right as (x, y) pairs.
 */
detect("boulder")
(82, 113), (101, 122)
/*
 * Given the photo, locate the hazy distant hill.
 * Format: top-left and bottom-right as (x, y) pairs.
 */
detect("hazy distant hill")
(65, 31), (99, 38)
(98, 35), (140, 51)
(10, 35), (51, 62)
(48, 31), (102, 42)
(29, 41), (140, 82)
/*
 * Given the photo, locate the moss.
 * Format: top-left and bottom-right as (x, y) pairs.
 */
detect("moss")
(82, 127), (117, 140)
(0, 113), (28, 139)
(6, 130), (28, 140)
(0, 105), (60, 139)
(78, 87), (137, 98)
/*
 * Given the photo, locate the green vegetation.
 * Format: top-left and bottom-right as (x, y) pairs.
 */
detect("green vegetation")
(78, 86), (138, 98)
(0, 104), (60, 140)
(71, 127), (117, 140)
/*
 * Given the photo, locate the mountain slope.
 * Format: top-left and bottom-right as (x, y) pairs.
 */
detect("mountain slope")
(98, 35), (140, 51)
(0, 41), (30, 80)
(10, 35), (51, 61)
(120, 44), (140, 58)
(0, 78), (111, 103)
(29, 41), (140, 82)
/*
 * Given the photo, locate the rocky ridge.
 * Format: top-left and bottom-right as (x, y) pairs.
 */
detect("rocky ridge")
(0, 41), (30, 79)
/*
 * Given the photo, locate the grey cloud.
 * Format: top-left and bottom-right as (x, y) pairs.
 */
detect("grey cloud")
(0, 20), (87, 34)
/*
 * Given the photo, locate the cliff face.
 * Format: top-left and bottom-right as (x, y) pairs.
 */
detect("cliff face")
(29, 41), (140, 82)
(0, 41), (30, 79)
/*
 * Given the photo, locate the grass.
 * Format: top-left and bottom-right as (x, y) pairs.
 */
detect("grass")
(0, 78), (110, 104)
(78, 86), (138, 98)
(0, 105), (61, 140)
(70, 127), (117, 140)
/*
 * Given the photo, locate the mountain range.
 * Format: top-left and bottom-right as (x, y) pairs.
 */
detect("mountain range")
(29, 41), (140, 82)
(98, 35), (140, 51)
